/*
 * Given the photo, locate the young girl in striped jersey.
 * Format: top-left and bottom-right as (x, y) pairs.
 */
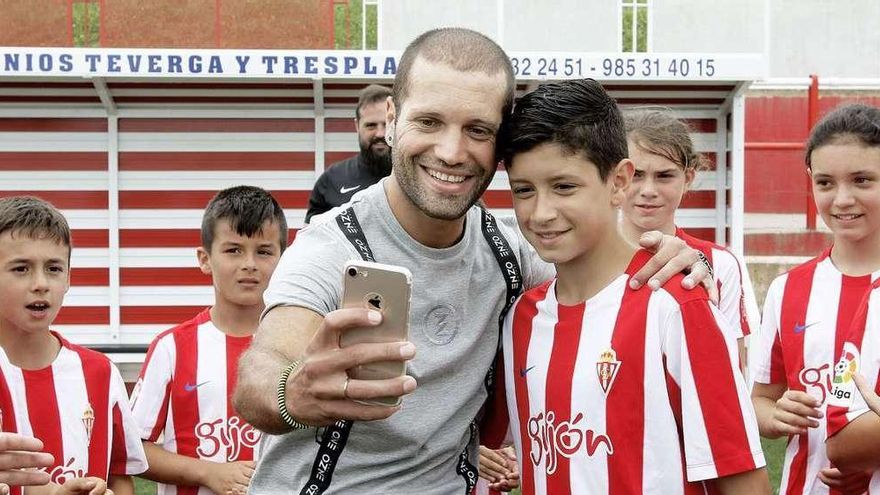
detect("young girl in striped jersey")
(620, 109), (759, 369)
(751, 103), (880, 495)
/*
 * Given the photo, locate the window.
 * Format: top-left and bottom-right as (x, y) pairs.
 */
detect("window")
(334, 0), (378, 49)
(72, 0), (100, 47)
(620, 0), (649, 52)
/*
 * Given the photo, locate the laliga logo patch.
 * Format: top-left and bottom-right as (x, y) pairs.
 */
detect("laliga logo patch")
(829, 343), (860, 406)
(82, 403), (95, 446)
(596, 348), (621, 396)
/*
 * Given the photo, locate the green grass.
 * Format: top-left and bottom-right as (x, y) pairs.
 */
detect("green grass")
(132, 438), (788, 494)
(135, 478), (156, 495)
(763, 436), (788, 495)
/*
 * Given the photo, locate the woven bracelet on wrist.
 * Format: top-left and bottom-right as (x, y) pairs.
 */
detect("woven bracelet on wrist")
(696, 250), (715, 280)
(277, 360), (310, 430)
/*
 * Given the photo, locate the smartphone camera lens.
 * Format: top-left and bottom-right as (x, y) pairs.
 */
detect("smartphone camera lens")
(347, 267), (358, 277)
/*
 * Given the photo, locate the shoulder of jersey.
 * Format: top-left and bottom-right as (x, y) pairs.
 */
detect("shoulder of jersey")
(655, 272), (710, 306)
(150, 310), (209, 344)
(678, 230), (718, 252)
(59, 336), (116, 365)
(783, 251), (827, 277)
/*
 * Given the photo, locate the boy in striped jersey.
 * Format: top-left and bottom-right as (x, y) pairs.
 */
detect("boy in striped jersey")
(481, 79), (767, 494)
(130, 186), (287, 495)
(0, 196), (147, 495)
(751, 103), (880, 495)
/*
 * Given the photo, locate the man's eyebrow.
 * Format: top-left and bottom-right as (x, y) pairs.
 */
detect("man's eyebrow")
(469, 118), (500, 129)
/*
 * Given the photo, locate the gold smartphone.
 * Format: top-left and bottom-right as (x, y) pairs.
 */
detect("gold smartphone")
(339, 260), (412, 406)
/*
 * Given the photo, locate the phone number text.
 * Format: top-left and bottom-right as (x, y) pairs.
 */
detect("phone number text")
(509, 56), (718, 79)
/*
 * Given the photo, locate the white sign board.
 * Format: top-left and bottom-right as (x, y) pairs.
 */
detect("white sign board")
(0, 47), (764, 82)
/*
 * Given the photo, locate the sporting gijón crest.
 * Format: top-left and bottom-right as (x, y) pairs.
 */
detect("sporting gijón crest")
(596, 348), (621, 396)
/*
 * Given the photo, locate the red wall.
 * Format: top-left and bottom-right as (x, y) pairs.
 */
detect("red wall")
(0, 0), (71, 46)
(745, 94), (880, 214)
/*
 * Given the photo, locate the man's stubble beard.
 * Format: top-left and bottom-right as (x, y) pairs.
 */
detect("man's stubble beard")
(390, 144), (495, 221)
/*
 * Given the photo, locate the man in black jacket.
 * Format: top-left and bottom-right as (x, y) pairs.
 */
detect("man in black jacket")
(305, 84), (393, 223)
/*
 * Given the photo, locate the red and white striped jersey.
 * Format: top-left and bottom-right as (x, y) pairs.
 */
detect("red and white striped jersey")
(826, 278), (880, 494)
(751, 248), (880, 495)
(130, 308), (261, 495)
(0, 332), (147, 494)
(675, 227), (758, 339)
(498, 250), (764, 495)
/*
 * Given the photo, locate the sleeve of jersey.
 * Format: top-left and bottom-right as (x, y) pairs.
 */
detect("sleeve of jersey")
(736, 252), (762, 337)
(262, 225), (354, 318)
(109, 365), (149, 476)
(827, 295), (880, 438)
(714, 249), (753, 338)
(664, 298), (765, 481)
(750, 277), (786, 385)
(130, 335), (174, 441)
(479, 352), (509, 450)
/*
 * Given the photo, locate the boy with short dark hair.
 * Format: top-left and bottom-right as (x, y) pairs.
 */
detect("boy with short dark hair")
(0, 195), (147, 495)
(131, 185), (286, 495)
(482, 80), (768, 494)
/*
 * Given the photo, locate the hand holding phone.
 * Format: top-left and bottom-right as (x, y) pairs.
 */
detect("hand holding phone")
(339, 260), (413, 406)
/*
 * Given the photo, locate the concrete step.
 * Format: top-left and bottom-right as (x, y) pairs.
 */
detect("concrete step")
(744, 230), (832, 257)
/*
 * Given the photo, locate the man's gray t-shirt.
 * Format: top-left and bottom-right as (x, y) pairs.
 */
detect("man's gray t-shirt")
(252, 180), (553, 494)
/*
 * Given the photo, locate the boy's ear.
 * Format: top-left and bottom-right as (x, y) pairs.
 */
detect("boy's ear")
(196, 246), (212, 276)
(610, 159), (635, 207)
(683, 168), (696, 194)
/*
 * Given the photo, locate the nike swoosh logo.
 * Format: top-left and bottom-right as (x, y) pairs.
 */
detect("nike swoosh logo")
(183, 381), (210, 392)
(794, 322), (820, 334)
(340, 185), (362, 194)
(519, 365), (535, 377)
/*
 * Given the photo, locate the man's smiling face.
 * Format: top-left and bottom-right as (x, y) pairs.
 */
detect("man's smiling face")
(388, 57), (507, 220)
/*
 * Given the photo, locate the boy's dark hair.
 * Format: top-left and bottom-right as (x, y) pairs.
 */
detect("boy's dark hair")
(501, 79), (628, 181)
(355, 84), (392, 120)
(806, 103), (880, 168)
(201, 186), (288, 252)
(392, 27), (514, 118)
(0, 196), (71, 257)
(625, 108), (707, 173)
